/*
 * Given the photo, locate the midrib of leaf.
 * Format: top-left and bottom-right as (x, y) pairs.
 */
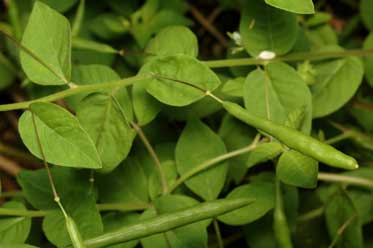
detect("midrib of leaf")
(0, 217), (26, 232)
(312, 59), (346, 98)
(94, 96), (112, 151)
(32, 112), (98, 166)
(263, 69), (272, 120)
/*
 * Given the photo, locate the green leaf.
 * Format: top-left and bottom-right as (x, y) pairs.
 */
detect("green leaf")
(219, 114), (256, 183)
(325, 188), (364, 248)
(72, 38), (118, 54)
(265, 0), (315, 14)
(244, 62), (312, 134)
(131, 8), (192, 48)
(276, 150), (318, 188)
(145, 26), (198, 58)
(102, 212), (141, 248)
(39, 0), (77, 12)
(239, 1), (298, 56)
(363, 33), (373, 87)
(89, 13), (130, 40)
(0, 53), (16, 90)
(20, 1), (71, 85)
(18, 102), (102, 169)
(77, 93), (136, 173)
(149, 160), (178, 200)
(246, 142), (284, 168)
(361, 0), (373, 30)
(140, 54), (221, 106)
(306, 25), (338, 49)
(67, 65), (133, 114)
(132, 81), (162, 126)
(17, 167), (90, 210)
(218, 182), (275, 225)
(0, 244), (39, 248)
(42, 192), (103, 247)
(176, 119), (228, 200)
(141, 195), (208, 248)
(221, 77), (245, 97)
(97, 156), (149, 205)
(244, 213), (277, 248)
(311, 57), (364, 118)
(0, 202), (31, 244)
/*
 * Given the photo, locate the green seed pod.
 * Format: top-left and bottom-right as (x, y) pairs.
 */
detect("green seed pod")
(222, 101), (358, 170)
(83, 198), (254, 248)
(65, 215), (86, 248)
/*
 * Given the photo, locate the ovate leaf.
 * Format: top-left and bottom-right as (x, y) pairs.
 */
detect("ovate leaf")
(218, 182), (275, 225)
(17, 167), (90, 210)
(246, 142), (284, 168)
(325, 188), (364, 248)
(39, 0), (77, 12)
(276, 150), (318, 188)
(244, 62), (312, 134)
(18, 102), (101, 169)
(311, 57), (364, 118)
(20, 1), (71, 85)
(145, 26), (198, 58)
(221, 77), (245, 97)
(239, 0), (298, 56)
(140, 54), (221, 106)
(42, 192), (103, 247)
(265, 0), (315, 14)
(176, 119), (228, 200)
(97, 156), (149, 205)
(77, 93), (136, 173)
(0, 202), (31, 244)
(361, 0), (373, 30)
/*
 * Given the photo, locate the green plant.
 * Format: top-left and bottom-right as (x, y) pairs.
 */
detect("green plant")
(0, 0), (373, 247)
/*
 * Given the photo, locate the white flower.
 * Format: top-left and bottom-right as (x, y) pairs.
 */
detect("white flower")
(258, 50), (276, 60)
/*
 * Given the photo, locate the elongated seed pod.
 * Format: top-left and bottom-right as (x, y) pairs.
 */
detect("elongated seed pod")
(83, 198), (254, 248)
(222, 101), (358, 170)
(273, 181), (293, 248)
(66, 215), (86, 248)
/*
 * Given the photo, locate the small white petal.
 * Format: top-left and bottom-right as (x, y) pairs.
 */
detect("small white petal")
(258, 51), (276, 60)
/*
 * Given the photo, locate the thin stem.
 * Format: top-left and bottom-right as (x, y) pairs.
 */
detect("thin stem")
(0, 207), (48, 217)
(131, 122), (168, 194)
(203, 48), (373, 68)
(168, 135), (260, 193)
(318, 172), (373, 190)
(324, 132), (353, 145)
(0, 74), (150, 112)
(328, 214), (357, 248)
(189, 5), (229, 48)
(297, 206), (324, 222)
(213, 219), (224, 248)
(96, 203), (150, 212)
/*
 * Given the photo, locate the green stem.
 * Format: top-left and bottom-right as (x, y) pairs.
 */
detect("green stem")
(203, 48), (373, 68)
(213, 219), (224, 248)
(0, 207), (48, 217)
(131, 122), (169, 194)
(0, 74), (150, 112)
(168, 135), (260, 193)
(318, 172), (373, 189)
(297, 207), (324, 222)
(96, 203), (150, 212)
(324, 132), (353, 145)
